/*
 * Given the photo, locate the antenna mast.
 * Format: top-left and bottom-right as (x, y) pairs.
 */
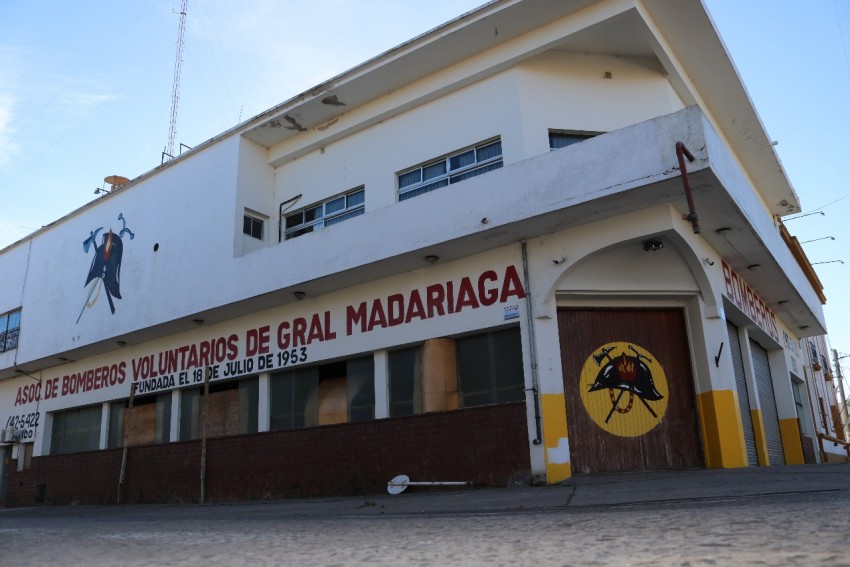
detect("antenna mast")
(165, 0), (188, 161)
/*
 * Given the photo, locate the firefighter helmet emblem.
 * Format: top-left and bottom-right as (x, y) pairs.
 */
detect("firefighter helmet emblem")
(578, 342), (669, 437)
(76, 213), (135, 323)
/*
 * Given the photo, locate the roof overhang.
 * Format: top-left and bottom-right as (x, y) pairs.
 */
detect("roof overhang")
(235, 0), (799, 216)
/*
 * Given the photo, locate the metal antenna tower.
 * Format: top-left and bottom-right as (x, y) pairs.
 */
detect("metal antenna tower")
(165, 0), (188, 161)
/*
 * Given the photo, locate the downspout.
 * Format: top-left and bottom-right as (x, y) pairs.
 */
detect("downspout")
(277, 193), (303, 242)
(520, 241), (543, 445)
(200, 367), (210, 503)
(676, 142), (701, 234)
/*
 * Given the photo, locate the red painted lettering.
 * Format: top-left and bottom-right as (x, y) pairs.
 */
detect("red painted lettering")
(368, 299), (387, 331)
(347, 303), (367, 335)
(455, 277), (479, 312)
(500, 265), (526, 302)
(292, 317), (307, 347)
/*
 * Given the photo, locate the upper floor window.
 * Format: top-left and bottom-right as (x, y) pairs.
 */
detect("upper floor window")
(548, 130), (598, 150)
(243, 213), (265, 240)
(284, 187), (365, 240)
(808, 341), (818, 361)
(398, 138), (502, 201)
(0, 308), (21, 353)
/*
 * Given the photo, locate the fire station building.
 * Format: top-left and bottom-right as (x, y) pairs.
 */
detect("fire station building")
(0, 0), (843, 505)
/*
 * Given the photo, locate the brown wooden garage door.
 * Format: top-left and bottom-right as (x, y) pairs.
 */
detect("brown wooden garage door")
(558, 308), (703, 474)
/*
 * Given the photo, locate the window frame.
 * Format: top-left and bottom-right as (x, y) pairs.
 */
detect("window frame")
(242, 212), (265, 240)
(0, 308), (21, 353)
(455, 326), (525, 408)
(50, 404), (103, 455)
(547, 129), (600, 150)
(388, 325), (525, 415)
(283, 186), (365, 241)
(269, 355), (375, 431)
(397, 138), (503, 201)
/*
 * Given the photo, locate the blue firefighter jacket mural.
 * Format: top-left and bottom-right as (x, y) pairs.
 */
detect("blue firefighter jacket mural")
(77, 213), (134, 323)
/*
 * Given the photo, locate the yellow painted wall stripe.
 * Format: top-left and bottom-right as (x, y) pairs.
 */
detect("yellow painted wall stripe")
(541, 393), (572, 483)
(750, 409), (770, 466)
(696, 390), (747, 468)
(779, 418), (805, 465)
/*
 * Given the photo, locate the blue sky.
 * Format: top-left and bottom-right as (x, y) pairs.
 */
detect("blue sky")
(1, 1), (849, 368)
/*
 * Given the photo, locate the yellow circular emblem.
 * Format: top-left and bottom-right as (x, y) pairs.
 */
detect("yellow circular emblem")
(578, 342), (669, 437)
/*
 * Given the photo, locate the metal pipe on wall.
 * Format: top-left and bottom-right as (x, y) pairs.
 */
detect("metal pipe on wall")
(676, 141), (701, 234)
(520, 241), (542, 445)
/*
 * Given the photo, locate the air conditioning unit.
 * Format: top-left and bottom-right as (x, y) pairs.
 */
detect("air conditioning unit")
(0, 428), (17, 443)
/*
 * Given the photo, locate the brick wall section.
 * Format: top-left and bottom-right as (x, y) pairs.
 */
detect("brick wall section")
(4, 402), (530, 506)
(6, 449), (123, 505)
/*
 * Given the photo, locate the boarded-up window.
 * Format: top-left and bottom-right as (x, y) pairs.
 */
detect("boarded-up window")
(389, 327), (524, 415)
(108, 393), (171, 448)
(270, 356), (374, 430)
(178, 377), (259, 441)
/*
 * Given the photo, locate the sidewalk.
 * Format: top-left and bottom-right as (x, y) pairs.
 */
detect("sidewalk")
(253, 463), (850, 517)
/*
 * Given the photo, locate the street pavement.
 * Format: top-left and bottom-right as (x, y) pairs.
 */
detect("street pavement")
(1, 463), (849, 566)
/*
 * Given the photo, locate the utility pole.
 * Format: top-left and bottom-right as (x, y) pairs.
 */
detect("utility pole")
(832, 349), (849, 441)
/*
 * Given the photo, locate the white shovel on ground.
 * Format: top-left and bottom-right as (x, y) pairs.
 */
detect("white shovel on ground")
(387, 474), (472, 495)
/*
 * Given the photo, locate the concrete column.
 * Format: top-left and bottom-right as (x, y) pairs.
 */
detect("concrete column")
(373, 351), (389, 419)
(170, 389), (180, 442)
(769, 348), (804, 464)
(528, 307), (570, 483)
(257, 372), (270, 432)
(99, 402), (110, 450)
(35, 412), (52, 456)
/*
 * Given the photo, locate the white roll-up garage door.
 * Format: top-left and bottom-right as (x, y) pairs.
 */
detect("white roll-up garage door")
(750, 339), (785, 465)
(727, 321), (758, 465)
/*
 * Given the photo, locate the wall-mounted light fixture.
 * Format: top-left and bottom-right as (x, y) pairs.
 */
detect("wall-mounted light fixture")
(424, 255), (439, 264)
(294, 291), (306, 300)
(642, 239), (663, 252)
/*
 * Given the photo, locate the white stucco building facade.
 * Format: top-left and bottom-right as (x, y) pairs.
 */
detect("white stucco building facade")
(0, 0), (842, 505)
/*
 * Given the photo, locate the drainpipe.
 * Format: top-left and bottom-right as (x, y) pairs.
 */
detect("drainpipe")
(277, 193), (303, 242)
(521, 241), (543, 445)
(676, 142), (701, 234)
(200, 368), (210, 503)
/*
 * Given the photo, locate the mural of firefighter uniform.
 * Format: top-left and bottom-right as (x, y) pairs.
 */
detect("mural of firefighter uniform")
(0, 0), (843, 506)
